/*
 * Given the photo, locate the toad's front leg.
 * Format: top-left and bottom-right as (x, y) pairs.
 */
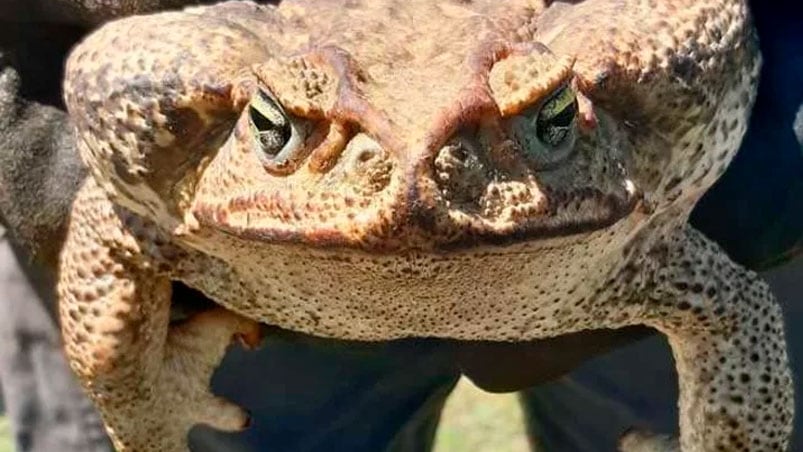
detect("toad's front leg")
(614, 227), (794, 452)
(58, 196), (261, 451)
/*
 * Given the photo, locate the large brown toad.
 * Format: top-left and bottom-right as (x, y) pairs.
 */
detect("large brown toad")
(58, 0), (793, 450)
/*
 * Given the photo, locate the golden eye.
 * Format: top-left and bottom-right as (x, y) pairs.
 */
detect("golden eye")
(509, 84), (578, 168)
(248, 88), (304, 165)
(535, 85), (578, 148)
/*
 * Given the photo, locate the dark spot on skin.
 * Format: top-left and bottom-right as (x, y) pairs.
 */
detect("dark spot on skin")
(669, 54), (700, 83)
(664, 176), (683, 192)
(165, 107), (204, 141)
(307, 309), (321, 326)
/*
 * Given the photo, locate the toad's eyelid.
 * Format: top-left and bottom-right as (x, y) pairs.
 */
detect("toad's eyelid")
(250, 89), (286, 125)
(539, 85), (576, 120)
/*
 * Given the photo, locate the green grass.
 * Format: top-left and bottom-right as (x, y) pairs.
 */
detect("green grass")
(0, 378), (531, 452)
(0, 417), (11, 452)
(434, 377), (532, 452)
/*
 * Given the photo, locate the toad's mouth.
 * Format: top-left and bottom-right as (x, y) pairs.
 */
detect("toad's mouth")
(190, 175), (640, 253)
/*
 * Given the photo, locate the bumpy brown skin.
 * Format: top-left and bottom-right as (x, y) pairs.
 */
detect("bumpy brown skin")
(59, 0), (792, 451)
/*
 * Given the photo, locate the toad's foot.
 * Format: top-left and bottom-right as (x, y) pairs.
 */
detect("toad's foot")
(69, 293), (261, 452)
(138, 308), (262, 451)
(76, 303), (260, 451)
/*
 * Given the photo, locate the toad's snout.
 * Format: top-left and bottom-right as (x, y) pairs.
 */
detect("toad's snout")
(330, 127), (549, 222)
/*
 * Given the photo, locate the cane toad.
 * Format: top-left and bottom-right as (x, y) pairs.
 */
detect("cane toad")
(58, 0), (793, 450)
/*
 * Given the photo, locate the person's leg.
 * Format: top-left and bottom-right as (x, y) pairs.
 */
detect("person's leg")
(520, 335), (678, 452)
(191, 331), (460, 452)
(0, 229), (112, 452)
(761, 259), (803, 450)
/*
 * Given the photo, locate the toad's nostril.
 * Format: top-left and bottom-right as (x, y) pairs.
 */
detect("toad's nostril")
(341, 137), (393, 195)
(357, 149), (378, 163)
(433, 136), (488, 206)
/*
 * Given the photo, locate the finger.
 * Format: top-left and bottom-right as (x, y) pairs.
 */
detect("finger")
(194, 395), (252, 432)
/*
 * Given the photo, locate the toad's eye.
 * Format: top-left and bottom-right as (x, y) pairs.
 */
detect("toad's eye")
(509, 84), (578, 168)
(536, 85), (577, 148)
(248, 88), (304, 167)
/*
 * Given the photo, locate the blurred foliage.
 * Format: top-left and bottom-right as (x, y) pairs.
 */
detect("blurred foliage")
(434, 377), (532, 452)
(0, 417), (11, 452)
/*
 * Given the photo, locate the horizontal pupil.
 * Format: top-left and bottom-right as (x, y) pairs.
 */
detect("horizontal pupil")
(249, 104), (292, 158)
(250, 106), (283, 131)
(546, 100), (577, 128)
(536, 99), (576, 146)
